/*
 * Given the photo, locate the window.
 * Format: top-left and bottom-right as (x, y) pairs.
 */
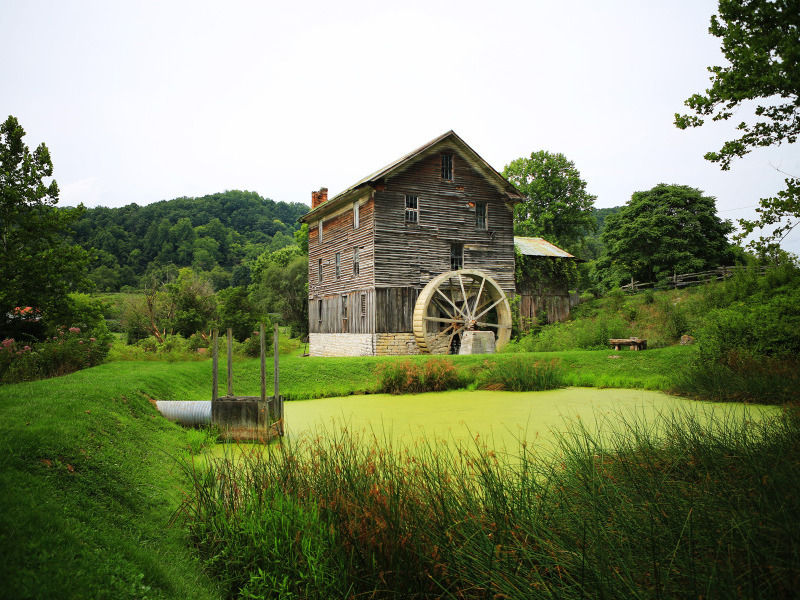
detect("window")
(318, 299), (323, 323)
(405, 195), (419, 223)
(318, 220), (323, 243)
(318, 258), (323, 283)
(441, 154), (453, 181)
(476, 202), (487, 230)
(353, 247), (360, 276)
(360, 293), (367, 317)
(341, 295), (348, 320)
(335, 252), (341, 279)
(450, 243), (463, 270)
(353, 201), (360, 229)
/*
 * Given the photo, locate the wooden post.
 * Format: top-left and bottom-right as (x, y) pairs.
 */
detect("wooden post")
(274, 323), (282, 434)
(226, 328), (233, 397)
(212, 329), (218, 402)
(259, 323), (266, 403)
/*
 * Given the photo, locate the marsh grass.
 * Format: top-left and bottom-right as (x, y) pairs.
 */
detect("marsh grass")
(476, 356), (565, 391)
(180, 407), (800, 599)
(375, 357), (469, 394)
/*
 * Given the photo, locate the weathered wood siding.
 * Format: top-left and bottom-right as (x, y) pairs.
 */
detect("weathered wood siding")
(375, 287), (418, 333)
(517, 274), (572, 327)
(309, 289), (376, 334)
(308, 194), (375, 333)
(372, 145), (516, 297)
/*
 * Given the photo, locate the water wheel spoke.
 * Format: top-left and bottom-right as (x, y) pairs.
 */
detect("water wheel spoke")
(435, 287), (467, 320)
(474, 297), (506, 321)
(424, 316), (464, 325)
(427, 324), (458, 347)
(456, 273), (472, 320)
(471, 277), (487, 318)
(430, 296), (457, 320)
(475, 321), (510, 329)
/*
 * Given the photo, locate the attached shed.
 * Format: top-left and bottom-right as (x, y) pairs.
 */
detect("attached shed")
(514, 236), (581, 328)
(300, 130), (525, 357)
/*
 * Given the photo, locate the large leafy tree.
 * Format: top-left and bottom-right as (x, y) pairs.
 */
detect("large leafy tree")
(503, 151), (597, 253)
(675, 0), (800, 253)
(0, 116), (90, 337)
(600, 184), (736, 285)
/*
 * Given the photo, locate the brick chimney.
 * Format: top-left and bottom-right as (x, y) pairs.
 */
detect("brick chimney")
(311, 187), (328, 209)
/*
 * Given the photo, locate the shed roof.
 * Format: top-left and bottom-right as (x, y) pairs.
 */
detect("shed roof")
(514, 237), (576, 259)
(300, 130), (525, 223)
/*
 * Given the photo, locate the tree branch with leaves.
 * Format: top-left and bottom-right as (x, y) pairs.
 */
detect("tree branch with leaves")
(675, 0), (800, 254)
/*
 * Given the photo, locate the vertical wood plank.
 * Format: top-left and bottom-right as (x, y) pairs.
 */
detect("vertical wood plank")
(212, 329), (218, 402)
(260, 322), (266, 403)
(226, 328), (233, 396)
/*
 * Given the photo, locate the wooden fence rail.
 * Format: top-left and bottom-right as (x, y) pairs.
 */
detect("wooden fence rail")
(621, 265), (769, 293)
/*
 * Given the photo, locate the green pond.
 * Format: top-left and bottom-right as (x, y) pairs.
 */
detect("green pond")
(275, 388), (779, 452)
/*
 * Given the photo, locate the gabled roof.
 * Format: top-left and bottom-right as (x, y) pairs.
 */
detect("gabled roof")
(514, 237), (576, 259)
(300, 130), (524, 222)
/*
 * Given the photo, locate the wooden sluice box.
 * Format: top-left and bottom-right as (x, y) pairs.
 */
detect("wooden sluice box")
(156, 324), (284, 441)
(211, 324), (285, 440)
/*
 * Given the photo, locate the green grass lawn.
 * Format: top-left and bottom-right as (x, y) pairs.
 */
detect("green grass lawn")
(0, 344), (757, 599)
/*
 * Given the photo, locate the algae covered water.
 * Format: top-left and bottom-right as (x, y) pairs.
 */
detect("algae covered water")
(282, 388), (779, 451)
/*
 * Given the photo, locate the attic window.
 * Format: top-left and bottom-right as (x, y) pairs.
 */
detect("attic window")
(405, 195), (419, 223)
(441, 154), (453, 181)
(353, 201), (360, 229)
(318, 220), (323, 243)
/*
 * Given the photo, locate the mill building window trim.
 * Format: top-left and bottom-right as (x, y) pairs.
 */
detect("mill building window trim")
(405, 195), (419, 223)
(441, 154), (453, 181)
(475, 202), (487, 230)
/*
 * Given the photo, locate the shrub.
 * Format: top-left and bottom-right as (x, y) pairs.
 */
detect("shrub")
(0, 327), (110, 383)
(376, 358), (469, 394)
(476, 356), (564, 391)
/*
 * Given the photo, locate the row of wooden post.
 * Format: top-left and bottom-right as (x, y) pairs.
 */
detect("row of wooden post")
(210, 323), (283, 435)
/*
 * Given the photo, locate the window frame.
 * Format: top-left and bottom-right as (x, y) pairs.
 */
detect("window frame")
(353, 247), (360, 276)
(405, 195), (419, 223)
(318, 299), (323, 323)
(353, 201), (360, 229)
(475, 202), (488, 230)
(335, 252), (341, 280)
(450, 243), (464, 271)
(341, 294), (348, 321)
(318, 220), (323, 243)
(441, 154), (453, 181)
(318, 258), (323, 283)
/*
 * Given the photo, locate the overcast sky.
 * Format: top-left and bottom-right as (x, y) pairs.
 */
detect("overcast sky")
(3, 0), (799, 254)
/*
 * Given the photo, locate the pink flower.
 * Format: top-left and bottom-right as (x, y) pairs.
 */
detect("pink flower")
(2, 339), (14, 348)
(89, 337), (96, 342)
(78, 340), (83, 344)
(69, 327), (80, 334)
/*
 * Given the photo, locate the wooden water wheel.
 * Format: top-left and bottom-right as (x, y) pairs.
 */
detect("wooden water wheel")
(412, 269), (512, 354)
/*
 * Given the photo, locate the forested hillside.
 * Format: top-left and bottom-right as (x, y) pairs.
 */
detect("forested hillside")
(69, 190), (308, 292)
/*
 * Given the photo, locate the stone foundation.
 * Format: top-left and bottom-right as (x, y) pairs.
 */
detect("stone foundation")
(309, 333), (375, 357)
(309, 333), (423, 356)
(374, 333), (421, 356)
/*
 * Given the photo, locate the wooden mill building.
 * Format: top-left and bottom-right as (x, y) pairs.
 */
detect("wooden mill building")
(300, 131), (525, 357)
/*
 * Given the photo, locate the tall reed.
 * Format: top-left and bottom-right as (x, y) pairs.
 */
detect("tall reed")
(178, 407), (800, 599)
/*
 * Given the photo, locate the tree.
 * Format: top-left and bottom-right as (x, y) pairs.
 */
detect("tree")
(0, 115), (91, 338)
(503, 151), (597, 253)
(675, 0), (800, 253)
(600, 184), (736, 285)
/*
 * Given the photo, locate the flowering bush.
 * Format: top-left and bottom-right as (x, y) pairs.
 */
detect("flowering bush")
(0, 327), (110, 384)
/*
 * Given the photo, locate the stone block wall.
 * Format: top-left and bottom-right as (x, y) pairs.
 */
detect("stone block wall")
(374, 333), (421, 356)
(309, 333), (423, 356)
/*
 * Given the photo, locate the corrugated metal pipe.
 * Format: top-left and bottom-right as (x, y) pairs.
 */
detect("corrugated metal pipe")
(156, 401), (211, 427)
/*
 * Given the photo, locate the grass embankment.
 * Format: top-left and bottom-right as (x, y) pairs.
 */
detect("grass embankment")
(0, 363), (221, 600)
(182, 407), (800, 599)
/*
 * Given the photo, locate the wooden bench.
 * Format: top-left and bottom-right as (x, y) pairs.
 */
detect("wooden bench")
(609, 338), (647, 351)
